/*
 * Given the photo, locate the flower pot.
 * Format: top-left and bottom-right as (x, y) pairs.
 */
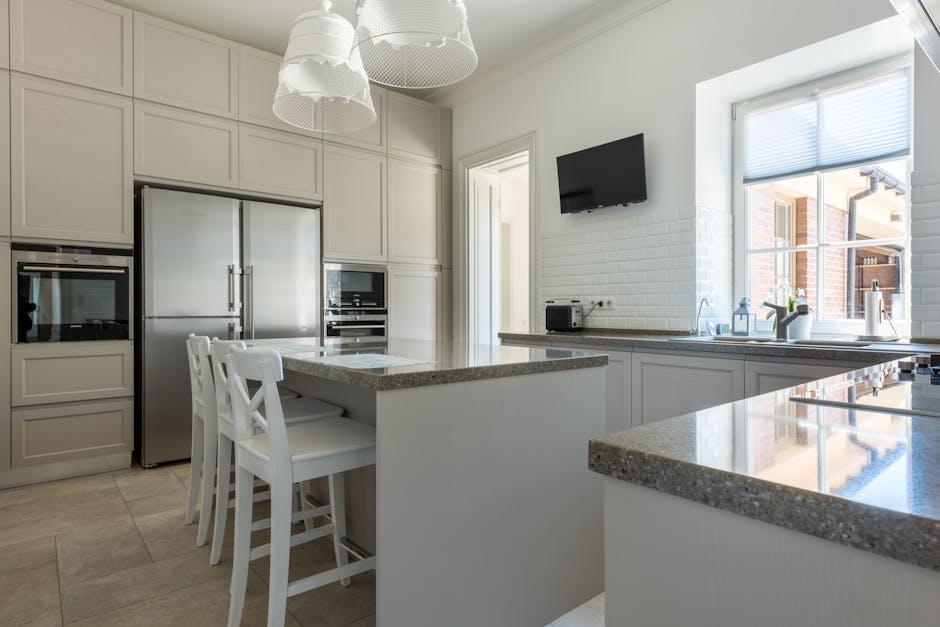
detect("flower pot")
(787, 311), (814, 340)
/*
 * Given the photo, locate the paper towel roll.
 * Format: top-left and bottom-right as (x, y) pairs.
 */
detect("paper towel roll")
(864, 289), (883, 337)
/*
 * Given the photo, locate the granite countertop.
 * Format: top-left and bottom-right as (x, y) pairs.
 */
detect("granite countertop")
(589, 358), (940, 573)
(499, 330), (935, 363)
(245, 337), (607, 391)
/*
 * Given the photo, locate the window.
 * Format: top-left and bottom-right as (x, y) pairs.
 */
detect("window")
(734, 58), (912, 330)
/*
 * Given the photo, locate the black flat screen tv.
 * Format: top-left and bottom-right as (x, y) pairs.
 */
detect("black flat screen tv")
(556, 133), (647, 214)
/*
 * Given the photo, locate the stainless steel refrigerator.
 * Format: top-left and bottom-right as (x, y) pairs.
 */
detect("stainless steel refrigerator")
(138, 187), (321, 466)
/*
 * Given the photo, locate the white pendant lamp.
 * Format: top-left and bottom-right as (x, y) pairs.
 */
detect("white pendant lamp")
(353, 0), (478, 89)
(274, 0), (376, 133)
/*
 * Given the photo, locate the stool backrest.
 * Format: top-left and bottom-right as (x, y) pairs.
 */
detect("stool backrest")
(227, 347), (290, 466)
(210, 338), (247, 429)
(185, 334), (214, 418)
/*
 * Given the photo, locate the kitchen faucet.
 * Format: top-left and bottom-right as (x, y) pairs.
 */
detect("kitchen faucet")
(763, 301), (810, 341)
(691, 297), (710, 336)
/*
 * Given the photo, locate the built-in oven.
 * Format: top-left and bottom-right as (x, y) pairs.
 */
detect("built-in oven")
(13, 244), (133, 343)
(323, 263), (387, 339)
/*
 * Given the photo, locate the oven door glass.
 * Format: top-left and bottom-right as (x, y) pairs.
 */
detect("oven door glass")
(17, 264), (130, 342)
(325, 269), (386, 309)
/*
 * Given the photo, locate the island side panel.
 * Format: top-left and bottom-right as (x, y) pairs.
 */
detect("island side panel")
(604, 478), (940, 627)
(282, 372), (378, 553)
(375, 366), (607, 627)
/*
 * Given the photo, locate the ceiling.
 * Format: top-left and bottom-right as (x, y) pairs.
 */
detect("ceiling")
(108, 0), (620, 96)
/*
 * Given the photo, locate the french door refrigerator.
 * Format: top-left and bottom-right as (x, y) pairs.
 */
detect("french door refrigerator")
(138, 187), (321, 466)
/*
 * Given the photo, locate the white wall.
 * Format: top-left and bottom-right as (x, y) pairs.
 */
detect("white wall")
(444, 0), (927, 332)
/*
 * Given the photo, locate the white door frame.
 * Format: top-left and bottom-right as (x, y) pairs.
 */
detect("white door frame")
(455, 132), (539, 344)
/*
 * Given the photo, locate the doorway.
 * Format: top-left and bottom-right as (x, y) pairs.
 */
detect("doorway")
(466, 150), (532, 345)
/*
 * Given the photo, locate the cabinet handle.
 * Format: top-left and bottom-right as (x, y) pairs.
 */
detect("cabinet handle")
(21, 265), (126, 274)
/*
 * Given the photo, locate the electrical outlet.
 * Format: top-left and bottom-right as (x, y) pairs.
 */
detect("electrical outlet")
(589, 299), (615, 310)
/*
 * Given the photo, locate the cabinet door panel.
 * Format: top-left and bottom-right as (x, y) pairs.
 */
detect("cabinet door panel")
(11, 74), (133, 244)
(744, 361), (853, 398)
(238, 45), (319, 137)
(632, 352), (745, 426)
(388, 92), (441, 165)
(323, 145), (386, 262)
(238, 124), (322, 200)
(330, 85), (387, 152)
(0, 242), (9, 470)
(12, 398), (133, 467)
(134, 12), (238, 118)
(388, 159), (440, 265)
(554, 344), (632, 433)
(135, 101), (238, 188)
(12, 342), (134, 406)
(0, 73), (10, 237)
(11, 0), (133, 94)
(0, 0), (8, 69)
(441, 107), (453, 170)
(389, 266), (441, 342)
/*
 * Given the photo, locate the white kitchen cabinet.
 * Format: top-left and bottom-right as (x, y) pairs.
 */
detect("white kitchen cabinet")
(388, 91), (441, 165)
(0, 72), (9, 237)
(238, 123), (323, 200)
(744, 360), (854, 398)
(0, 0), (8, 69)
(134, 101), (238, 188)
(388, 265), (442, 342)
(632, 352), (745, 425)
(441, 268), (453, 343)
(441, 169), (452, 269)
(134, 12), (238, 119)
(330, 85), (387, 153)
(388, 159), (441, 266)
(11, 74), (133, 244)
(552, 344), (632, 433)
(11, 398), (133, 467)
(323, 144), (387, 262)
(0, 242), (10, 471)
(11, 342), (134, 406)
(10, 0), (133, 95)
(238, 45), (319, 137)
(441, 107), (453, 170)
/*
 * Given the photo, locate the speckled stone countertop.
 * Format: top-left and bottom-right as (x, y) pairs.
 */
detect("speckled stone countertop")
(245, 337), (607, 391)
(590, 358), (940, 572)
(499, 330), (935, 363)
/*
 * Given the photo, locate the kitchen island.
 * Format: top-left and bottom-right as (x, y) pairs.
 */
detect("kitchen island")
(249, 337), (608, 627)
(590, 358), (940, 627)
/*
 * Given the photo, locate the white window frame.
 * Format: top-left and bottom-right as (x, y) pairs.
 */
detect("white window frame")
(732, 55), (913, 336)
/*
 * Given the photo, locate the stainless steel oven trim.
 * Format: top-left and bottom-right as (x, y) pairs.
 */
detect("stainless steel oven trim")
(323, 262), (388, 336)
(12, 249), (134, 344)
(324, 314), (388, 322)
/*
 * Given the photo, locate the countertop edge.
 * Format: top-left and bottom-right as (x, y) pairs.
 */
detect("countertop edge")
(588, 437), (940, 573)
(282, 353), (608, 391)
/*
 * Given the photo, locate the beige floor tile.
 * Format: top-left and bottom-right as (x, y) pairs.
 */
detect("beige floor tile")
(0, 535), (56, 574)
(343, 616), (376, 627)
(0, 486), (131, 548)
(56, 518), (152, 586)
(67, 568), (300, 627)
(0, 561), (61, 625)
(114, 468), (185, 502)
(60, 546), (227, 623)
(6, 606), (63, 627)
(133, 507), (204, 563)
(124, 488), (190, 519)
(166, 462), (192, 486)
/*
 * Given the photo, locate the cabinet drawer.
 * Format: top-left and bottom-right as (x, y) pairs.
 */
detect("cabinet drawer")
(238, 123), (323, 200)
(134, 12), (238, 118)
(12, 343), (133, 406)
(135, 101), (238, 188)
(10, 0), (133, 94)
(12, 398), (133, 467)
(11, 73), (133, 244)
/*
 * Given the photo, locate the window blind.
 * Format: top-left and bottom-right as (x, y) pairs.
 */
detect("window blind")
(743, 70), (911, 184)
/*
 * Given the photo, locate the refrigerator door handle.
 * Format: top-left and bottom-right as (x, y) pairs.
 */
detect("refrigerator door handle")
(227, 264), (237, 312)
(228, 321), (237, 340)
(245, 265), (255, 340)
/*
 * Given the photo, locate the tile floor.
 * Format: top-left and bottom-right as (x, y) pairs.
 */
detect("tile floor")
(0, 463), (375, 627)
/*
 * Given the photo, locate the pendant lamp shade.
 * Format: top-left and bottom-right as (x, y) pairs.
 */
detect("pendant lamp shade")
(353, 0), (478, 89)
(273, 1), (376, 133)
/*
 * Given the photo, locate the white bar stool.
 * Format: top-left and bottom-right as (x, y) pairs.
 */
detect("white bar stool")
(226, 346), (376, 627)
(184, 334), (212, 530)
(208, 339), (344, 565)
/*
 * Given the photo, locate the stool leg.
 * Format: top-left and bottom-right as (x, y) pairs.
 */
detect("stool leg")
(185, 414), (203, 526)
(267, 477), (293, 627)
(227, 463), (254, 627)
(196, 421), (217, 547)
(299, 480), (314, 532)
(210, 434), (232, 566)
(329, 473), (351, 587)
